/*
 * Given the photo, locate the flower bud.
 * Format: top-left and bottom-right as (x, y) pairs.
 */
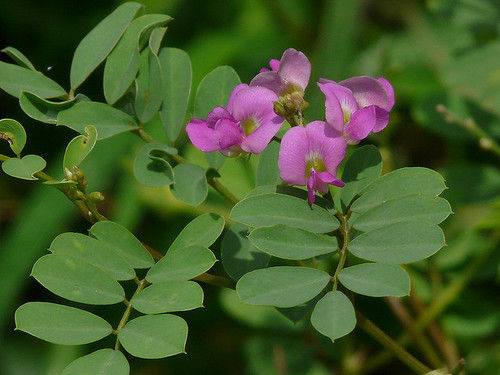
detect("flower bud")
(88, 191), (105, 203)
(273, 101), (286, 117)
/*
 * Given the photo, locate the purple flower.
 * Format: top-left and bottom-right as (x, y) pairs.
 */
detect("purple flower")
(251, 48), (311, 96)
(186, 84), (284, 156)
(278, 121), (346, 204)
(318, 76), (394, 144)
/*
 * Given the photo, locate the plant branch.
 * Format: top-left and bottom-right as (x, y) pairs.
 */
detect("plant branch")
(357, 312), (432, 374)
(436, 104), (500, 157)
(115, 277), (148, 350)
(332, 211), (350, 289)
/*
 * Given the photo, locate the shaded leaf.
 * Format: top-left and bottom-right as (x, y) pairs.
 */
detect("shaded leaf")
(62, 349), (129, 375)
(169, 213), (225, 251)
(1, 46), (36, 70)
(134, 49), (163, 123)
(133, 143), (174, 187)
(310, 291), (356, 341)
(63, 125), (98, 170)
(256, 140), (281, 186)
(171, 163), (208, 206)
(2, 154), (46, 180)
(0, 118), (26, 155)
(222, 223), (270, 280)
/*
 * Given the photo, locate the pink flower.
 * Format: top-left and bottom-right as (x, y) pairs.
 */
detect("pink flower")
(278, 121), (346, 204)
(318, 76), (394, 144)
(186, 84), (284, 155)
(251, 48), (311, 96)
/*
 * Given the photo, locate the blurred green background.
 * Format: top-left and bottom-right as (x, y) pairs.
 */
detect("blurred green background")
(0, 0), (499, 374)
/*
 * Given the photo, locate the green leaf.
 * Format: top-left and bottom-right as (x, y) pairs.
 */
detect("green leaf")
(340, 145), (382, 209)
(221, 223), (270, 280)
(49, 232), (135, 281)
(62, 349), (129, 375)
(0, 118), (26, 155)
(19, 91), (89, 124)
(134, 49), (163, 123)
(131, 281), (204, 314)
(159, 47), (192, 142)
(89, 221), (154, 268)
(57, 101), (139, 140)
(31, 254), (125, 305)
(118, 314), (188, 359)
(146, 245), (216, 283)
(0, 61), (66, 98)
(256, 140), (281, 186)
(103, 14), (172, 105)
(63, 125), (98, 170)
(133, 143), (174, 187)
(236, 266), (331, 308)
(171, 163), (208, 206)
(194, 66), (240, 169)
(349, 222), (446, 264)
(245, 185), (334, 210)
(2, 154), (46, 180)
(149, 27), (167, 55)
(2, 46), (36, 70)
(15, 302), (112, 345)
(338, 263), (410, 297)
(230, 193), (338, 233)
(70, 2), (143, 90)
(248, 225), (338, 260)
(351, 194), (452, 232)
(169, 213), (225, 251)
(350, 167), (447, 214)
(310, 291), (356, 341)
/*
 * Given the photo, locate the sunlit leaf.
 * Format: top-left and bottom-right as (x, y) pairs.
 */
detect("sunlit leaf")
(15, 302), (112, 345)
(49, 232), (135, 281)
(70, 2), (143, 90)
(349, 222), (445, 264)
(248, 224), (338, 260)
(0, 61), (66, 98)
(62, 349), (129, 375)
(1, 154), (46, 180)
(236, 266), (331, 308)
(1, 46), (36, 70)
(31, 253), (125, 305)
(57, 101), (139, 140)
(0, 118), (26, 155)
(118, 314), (188, 359)
(131, 281), (203, 314)
(146, 245), (216, 283)
(89, 221), (154, 269)
(63, 125), (98, 170)
(310, 291), (356, 341)
(230, 193), (338, 233)
(338, 263), (410, 297)
(159, 47), (192, 142)
(169, 213), (225, 251)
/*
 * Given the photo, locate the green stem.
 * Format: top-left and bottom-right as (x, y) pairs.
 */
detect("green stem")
(357, 312), (432, 374)
(332, 211), (350, 289)
(436, 104), (500, 157)
(115, 278), (148, 350)
(207, 177), (239, 205)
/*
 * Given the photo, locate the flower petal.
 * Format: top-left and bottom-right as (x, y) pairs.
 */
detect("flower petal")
(215, 119), (243, 150)
(318, 77), (335, 84)
(269, 59), (280, 72)
(377, 77), (395, 110)
(186, 118), (221, 152)
(241, 114), (283, 154)
(277, 48), (311, 91)
(206, 106), (234, 128)
(228, 86), (279, 122)
(305, 121), (347, 175)
(227, 84), (250, 114)
(318, 83), (345, 133)
(307, 173), (316, 204)
(250, 71), (285, 96)
(339, 76), (391, 111)
(278, 126), (309, 186)
(316, 171), (345, 188)
(373, 107), (390, 133)
(345, 106), (377, 144)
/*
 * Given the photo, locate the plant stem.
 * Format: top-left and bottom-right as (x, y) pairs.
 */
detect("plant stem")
(332, 211), (350, 289)
(385, 297), (443, 369)
(436, 104), (500, 157)
(115, 278), (148, 350)
(357, 312), (432, 374)
(207, 177), (239, 205)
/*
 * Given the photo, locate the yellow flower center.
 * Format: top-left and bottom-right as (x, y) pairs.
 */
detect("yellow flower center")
(241, 117), (259, 136)
(305, 151), (327, 178)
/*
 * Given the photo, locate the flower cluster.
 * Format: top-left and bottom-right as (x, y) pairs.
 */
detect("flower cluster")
(186, 48), (394, 204)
